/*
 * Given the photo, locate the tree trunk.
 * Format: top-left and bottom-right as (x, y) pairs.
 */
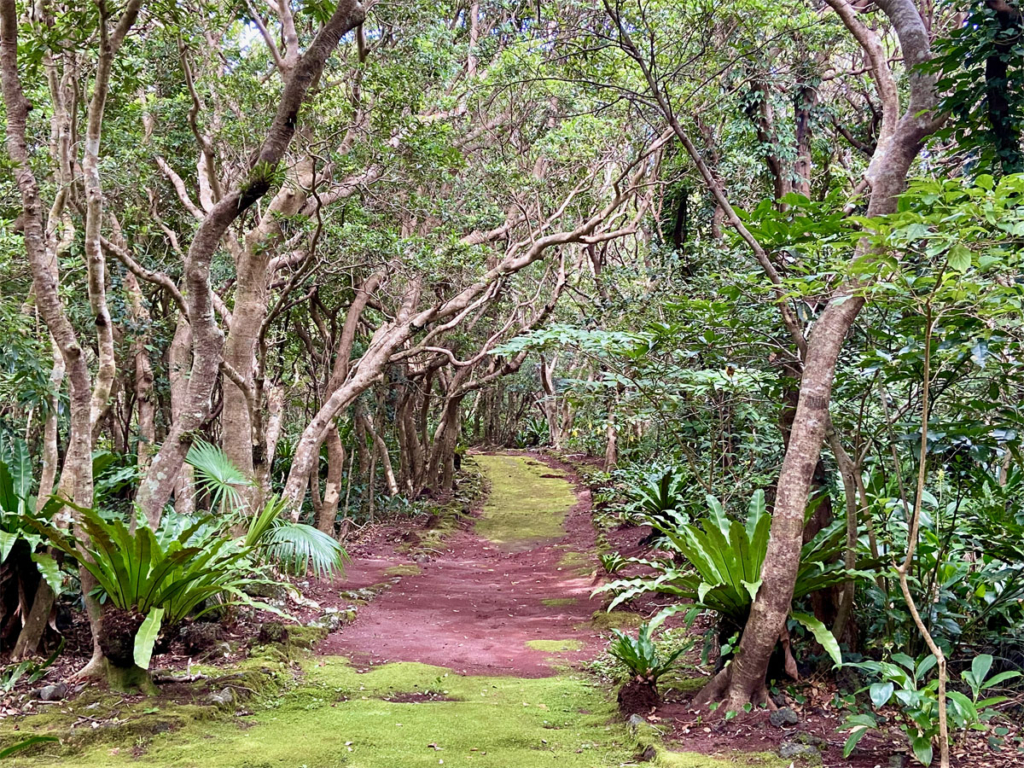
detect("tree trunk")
(168, 316), (195, 516)
(314, 425), (345, 534)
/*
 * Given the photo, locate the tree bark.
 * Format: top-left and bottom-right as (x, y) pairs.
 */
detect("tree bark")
(692, 0), (945, 708)
(135, 0), (367, 527)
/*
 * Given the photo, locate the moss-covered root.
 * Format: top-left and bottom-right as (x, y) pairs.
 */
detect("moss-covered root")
(105, 661), (158, 695)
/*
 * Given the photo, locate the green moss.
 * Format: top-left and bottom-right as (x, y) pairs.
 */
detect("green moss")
(384, 564), (422, 577)
(14, 659), (636, 768)
(654, 749), (788, 767)
(558, 550), (593, 575)
(541, 597), (577, 607)
(283, 624), (327, 651)
(525, 639), (584, 653)
(589, 610), (644, 630)
(474, 454), (576, 549)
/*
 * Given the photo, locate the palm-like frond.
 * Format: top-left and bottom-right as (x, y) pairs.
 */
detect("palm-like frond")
(186, 441), (251, 514)
(246, 494), (348, 578)
(261, 520), (347, 579)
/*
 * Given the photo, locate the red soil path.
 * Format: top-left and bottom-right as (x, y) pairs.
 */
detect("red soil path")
(319, 452), (608, 677)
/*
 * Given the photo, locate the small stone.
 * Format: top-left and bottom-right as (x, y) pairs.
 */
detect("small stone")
(207, 687), (234, 706)
(769, 707), (799, 727)
(778, 741), (819, 760)
(627, 714), (646, 729)
(889, 755), (906, 768)
(38, 683), (68, 701)
(791, 731), (827, 748)
(180, 622), (222, 655)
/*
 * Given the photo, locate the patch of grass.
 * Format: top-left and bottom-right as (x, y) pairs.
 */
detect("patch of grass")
(541, 597), (577, 607)
(588, 610), (644, 630)
(525, 639), (585, 653)
(474, 454), (576, 549)
(384, 564), (422, 577)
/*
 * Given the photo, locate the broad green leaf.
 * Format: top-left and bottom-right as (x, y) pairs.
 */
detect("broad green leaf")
(745, 490), (765, 540)
(705, 494), (730, 537)
(6, 439), (31, 503)
(134, 607), (164, 670)
(947, 243), (971, 273)
(891, 652), (916, 672)
(981, 670), (1022, 690)
(843, 726), (870, 759)
(911, 734), (933, 766)
(971, 655), (993, 689)
(741, 579), (761, 602)
(869, 681), (893, 708)
(0, 530), (18, 563)
(916, 654), (937, 681)
(31, 553), (63, 594)
(791, 611), (842, 668)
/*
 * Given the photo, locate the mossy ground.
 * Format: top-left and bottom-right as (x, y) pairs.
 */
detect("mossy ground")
(384, 564), (422, 577)
(556, 549), (592, 575)
(525, 639), (585, 653)
(4, 656), (768, 768)
(473, 454), (575, 548)
(540, 597), (576, 607)
(588, 610), (644, 631)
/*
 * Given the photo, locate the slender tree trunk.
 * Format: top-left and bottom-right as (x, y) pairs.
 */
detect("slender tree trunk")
(168, 316), (195, 516)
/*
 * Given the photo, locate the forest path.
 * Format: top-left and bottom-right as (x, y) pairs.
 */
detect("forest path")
(321, 452), (609, 676)
(9, 453), (762, 768)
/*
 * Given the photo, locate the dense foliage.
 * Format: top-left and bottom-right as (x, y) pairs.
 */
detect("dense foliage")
(2, 0), (1024, 764)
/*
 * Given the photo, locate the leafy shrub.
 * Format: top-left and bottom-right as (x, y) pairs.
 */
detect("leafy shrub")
(244, 495), (348, 578)
(1, 639), (63, 693)
(628, 467), (687, 528)
(599, 551), (628, 574)
(188, 443), (347, 578)
(608, 622), (689, 687)
(598, 490), (849, 666)
(841, 653), (1021, 765)
(26, 506), (280, 669)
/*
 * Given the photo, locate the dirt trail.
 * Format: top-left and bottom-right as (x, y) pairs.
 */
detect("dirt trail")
(321, 452), (609, 676)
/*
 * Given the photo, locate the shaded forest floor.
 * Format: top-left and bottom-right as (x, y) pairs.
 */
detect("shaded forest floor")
(1, 452), (785, 768)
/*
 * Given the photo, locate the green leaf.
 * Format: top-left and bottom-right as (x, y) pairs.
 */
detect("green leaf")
(843, 726), (870, 759)
(0, 735), (59, 759)
(30, 553), (63, 594)
(869, 681), (894, 708)
(0, 530), (18, 563)
(705, 494), (730, 538)
(981, 670), (1022, 690)
(134, 607), (164, 670)
(892, 652), (917, 672)
(947, 243), (971, 273)
(791, 611), (842, 668)
(744, 490), (765, 540)
(916, 654), (938, 681)
(740, 579), (762, 602)
(911, 733), (933, 766)
(971, 655), (993, 689)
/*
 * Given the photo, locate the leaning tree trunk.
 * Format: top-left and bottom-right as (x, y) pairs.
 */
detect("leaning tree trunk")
(689, 0), (944, 710)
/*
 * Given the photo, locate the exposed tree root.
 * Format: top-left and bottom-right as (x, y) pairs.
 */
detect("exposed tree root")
(691, 665), (775, 713)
